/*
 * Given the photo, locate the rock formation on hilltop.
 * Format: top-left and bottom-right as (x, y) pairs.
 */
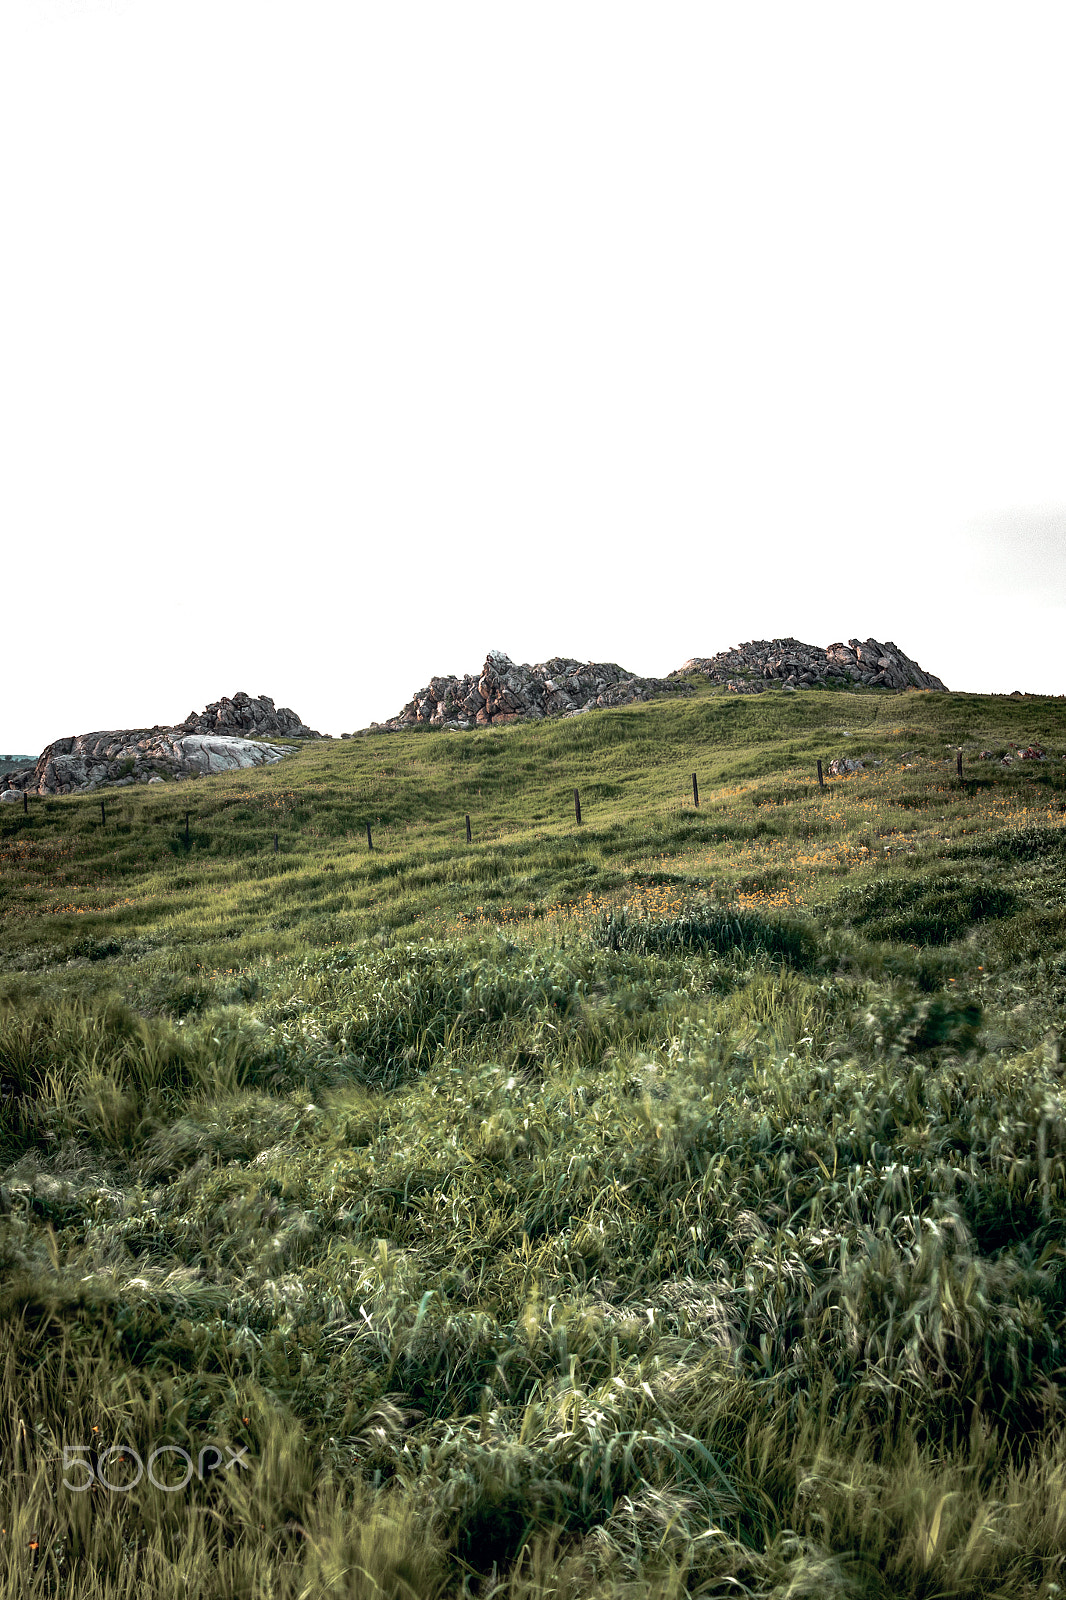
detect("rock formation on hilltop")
(177, 691), (321, 740)
(1, 692), (323, 797)
(361, 637), (947, 736)
(4, 732), (301, 798)
(671, 637), (947, 694)
(370, 650), (693, 731)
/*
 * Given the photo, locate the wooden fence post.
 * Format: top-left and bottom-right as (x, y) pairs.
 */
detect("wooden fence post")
(366, 822), (373, 852)
(273, 832), (278, 854)
(574, 788), (582, 825)
(184, 811), (190, 846)
(817, 759), (824, 788)
(692, 773), (699, 807)
(23, 791), (27, 814)
(100, 800), (106, 826)
(957, 750), (963, 779)
(465, 814), (472, 844)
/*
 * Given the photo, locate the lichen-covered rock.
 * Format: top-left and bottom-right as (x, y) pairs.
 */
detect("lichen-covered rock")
(671, 637), (947, 693)
(373, 650), (693, 731)
(2, 693), (322, 796)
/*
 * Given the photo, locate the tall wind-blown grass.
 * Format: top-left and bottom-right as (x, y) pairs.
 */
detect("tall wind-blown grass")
(3, 684), (1066, 1593)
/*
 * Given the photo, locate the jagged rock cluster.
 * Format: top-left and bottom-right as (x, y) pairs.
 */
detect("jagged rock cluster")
(177, 692), (321, 740)
(671, 637), (947, 693)
(372, 650), (693, 731)
(1, 693), (321, 797)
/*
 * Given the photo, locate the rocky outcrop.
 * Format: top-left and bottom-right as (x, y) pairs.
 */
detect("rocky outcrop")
(2, 732), (301, 797)
(671, 637), (947, 693)
(177, 692), (321, 740)
(1, 693), (322, 796)
(0, 754), (33, 790)
(371, 650), (693, 731)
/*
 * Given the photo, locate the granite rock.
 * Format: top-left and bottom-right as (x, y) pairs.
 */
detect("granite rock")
(373, 649), (693, 731)
(671, 636), (947, 693)
(2, 694), (322, 796)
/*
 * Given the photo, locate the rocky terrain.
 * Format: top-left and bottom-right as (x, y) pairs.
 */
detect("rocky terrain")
(671, 636), (947, 693)
(176, 691), (321, 741)
(362, 638), (947, 736)
(367, 650), (692, 732)
(0, 643), (951, 796)
(0, 693), (321, 798)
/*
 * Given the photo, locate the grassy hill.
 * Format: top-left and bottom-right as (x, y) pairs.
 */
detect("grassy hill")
(3, 682), (1066, 1597)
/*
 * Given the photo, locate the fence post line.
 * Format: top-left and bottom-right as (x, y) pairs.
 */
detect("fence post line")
(817, 759), (824, 788)
(692, 772), (699, 807)
(184, 811), (190, 846)
(957, 750), (963, 779)
(465, 814), (472, 844)
(100, 800), (106, 826)
(23, 791), (27, 814)
(273, 832), (278, 854)
(574, 787), (582, 825)
(366, 821), (373, 852)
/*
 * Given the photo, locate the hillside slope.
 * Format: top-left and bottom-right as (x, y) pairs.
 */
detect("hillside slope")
(2, 682), (1066, 1597)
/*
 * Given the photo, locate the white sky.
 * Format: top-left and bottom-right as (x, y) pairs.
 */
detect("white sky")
(4, 2), (1066, 754)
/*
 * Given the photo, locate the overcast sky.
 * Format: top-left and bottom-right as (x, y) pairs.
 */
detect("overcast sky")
(3, 2), (1066, 754)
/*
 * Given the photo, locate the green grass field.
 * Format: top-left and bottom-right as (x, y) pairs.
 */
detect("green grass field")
(4, 681), (1066, 1596)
